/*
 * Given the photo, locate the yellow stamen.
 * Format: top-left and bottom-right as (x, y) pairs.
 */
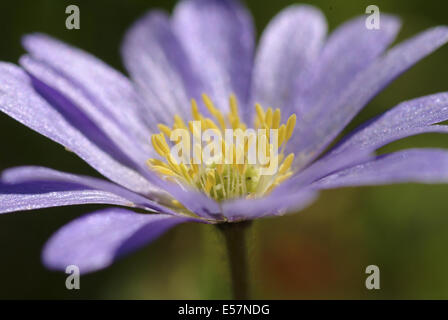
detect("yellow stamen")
(202, 94), (226, 130)
(279, 153), (294, 175)
(151, 134), (169, 156)
(255, 103), (265, 126)
(265, 108), (273, 128)
(157, 124), (172, 137)
(278, 124), (286, 146)
(286, 114), (297, 141)
(174, 115), (187, 130)
(147, 94), (297, 205)
(191, 99), (201, 121)
(273, 109), (281, 129)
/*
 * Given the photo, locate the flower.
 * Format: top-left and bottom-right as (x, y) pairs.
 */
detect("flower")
(0, 0), (448, 275)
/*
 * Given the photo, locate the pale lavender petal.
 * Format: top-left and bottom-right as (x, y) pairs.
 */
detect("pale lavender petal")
(21, 56), (155, 166)
(291, 27), (448, 167)
(154, 178), (222, 220)
(245, 149), (383, 212)
(0, 185), (136, 215)
(172, 0), (255, 112)
(294, 15), (400, 117)
(314, 149), (448, 189)
(1, 166), (179, 215)
(278, 148), (374, 192)
(22, 33), (155, 141)
(42, 208), (198, 273)
(250, 4), (327, 122)
(330, 93), (448, 155)
(0, 62), (153, 194)
(122, 11), (201, 123)
(222, 189), (317, 221)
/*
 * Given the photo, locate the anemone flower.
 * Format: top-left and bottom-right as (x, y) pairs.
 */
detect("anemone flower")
(1, 0), (448, 299)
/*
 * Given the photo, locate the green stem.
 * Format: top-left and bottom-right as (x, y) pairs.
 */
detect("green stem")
(218, 221), (252, 300)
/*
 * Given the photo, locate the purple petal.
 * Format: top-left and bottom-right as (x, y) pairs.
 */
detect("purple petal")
(291, 26), (448, 167)
(22, 33), (155, 140)
(172, 0), (255, 111)
(222, 189), (317, 221)
(154, 178), (222, 220)
(0, 184), (133, 215)
(279, 148), (374, 192)
(0, 63), (153, 194)
(330, 93), (448, 155)
(314, 149), (448, 189)
(21, 56), (154, 167)
(250, 4), (327, 122)
(122, 11), (201, 122)
(294, 15), (400, 118)
(42, 208), (197, 273)
(0, 166), (179, 215)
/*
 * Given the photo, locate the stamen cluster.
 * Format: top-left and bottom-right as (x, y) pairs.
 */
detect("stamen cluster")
(147, 94), (297, 202)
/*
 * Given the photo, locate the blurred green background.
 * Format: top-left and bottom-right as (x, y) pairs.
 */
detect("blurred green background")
(0, 0), (448, 299)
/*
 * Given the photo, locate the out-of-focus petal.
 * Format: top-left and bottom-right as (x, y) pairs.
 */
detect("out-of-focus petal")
(0, 63), (153, 194)
(22, 33), (155, 141)
(250, 5), (327, 122)
(0, 166), (179, 215)
(42, 208), (198, 274)
(222, 189), (317, 221)
(291, 26), (448, 168)
(314, 149), (448, 189)
(122, 11), (202, 122)
(155, 179), (222, 220)
(294, 15), (400, 118)
(172, 0), (255, 112)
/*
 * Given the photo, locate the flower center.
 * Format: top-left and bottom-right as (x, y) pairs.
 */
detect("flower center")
(147, 94), (296, 202)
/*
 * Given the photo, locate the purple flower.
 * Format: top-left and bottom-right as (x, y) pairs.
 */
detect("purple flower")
(1, 0), (448, 275)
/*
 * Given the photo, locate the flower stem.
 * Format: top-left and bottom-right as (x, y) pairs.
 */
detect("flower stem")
(218, 221), (252, 300)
